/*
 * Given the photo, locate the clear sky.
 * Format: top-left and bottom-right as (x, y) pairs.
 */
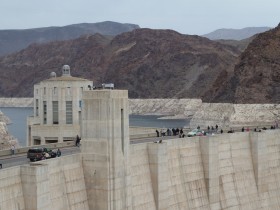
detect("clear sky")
(1, 0), (279, 35)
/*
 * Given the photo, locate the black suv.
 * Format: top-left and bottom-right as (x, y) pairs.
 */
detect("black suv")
(27, 148), (56, 162)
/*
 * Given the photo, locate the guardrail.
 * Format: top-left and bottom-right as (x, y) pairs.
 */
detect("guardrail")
(0, 141), (75, 158)
(1, 125), (277, 158)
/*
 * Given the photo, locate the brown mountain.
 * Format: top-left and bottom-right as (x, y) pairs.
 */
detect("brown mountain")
(0, 29), (240, 98)
(207, 24), (280, 103)
(0, 21), (139, 56)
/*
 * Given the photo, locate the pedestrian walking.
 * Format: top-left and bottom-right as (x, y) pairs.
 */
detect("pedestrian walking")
(11, 145), (15, 155)
(156, 130), (159, 137)
(76, 135), (81, 147)
(57, 148), (61, 157)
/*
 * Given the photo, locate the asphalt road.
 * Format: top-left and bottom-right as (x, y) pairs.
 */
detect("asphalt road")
(0, 146), (80, 169)
(0, 134), (198, 169)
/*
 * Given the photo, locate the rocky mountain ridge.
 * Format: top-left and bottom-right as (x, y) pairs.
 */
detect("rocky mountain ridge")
(0, 21), (139, 56)
(0, 28), (240, 99)
(1, 24), (280, 104)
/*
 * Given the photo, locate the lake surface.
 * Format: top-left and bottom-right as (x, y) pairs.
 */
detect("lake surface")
(0, 107), (190, 146)
(1, 107), (33, 146)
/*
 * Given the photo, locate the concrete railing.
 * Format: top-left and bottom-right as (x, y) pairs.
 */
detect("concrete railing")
(0, 141), (75, 158)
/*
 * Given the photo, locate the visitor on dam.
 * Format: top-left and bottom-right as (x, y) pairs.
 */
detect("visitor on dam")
(57, 148), (61, 157)
(11, 145), (15, 155)
(166, 128), (171, 136)
(179, 128), (185, 138)
(156, 129), (159, 137)
(172, 128), (176, 136)
(160, 129), (166, 136)
(76, 135), (81, 147)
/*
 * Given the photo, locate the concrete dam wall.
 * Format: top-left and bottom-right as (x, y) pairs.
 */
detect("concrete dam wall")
(129, 131), (272, 210)
(1, 130), (280, 209)
(1, 90), (280, 210)
(0, 155), (88, 210)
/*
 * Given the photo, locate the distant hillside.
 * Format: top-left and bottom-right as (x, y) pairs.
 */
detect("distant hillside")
(215, 35), (256, 52)
(0, 21), (139, 56)
(203, 27), (271, 40)
(0, 29), (240, 99)
(205, 24), (280, 103)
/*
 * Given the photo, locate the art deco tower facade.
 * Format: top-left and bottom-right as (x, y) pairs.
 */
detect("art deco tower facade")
(27, 65), (92, 146)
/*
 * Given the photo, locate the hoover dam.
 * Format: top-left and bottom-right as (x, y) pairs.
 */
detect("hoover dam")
(1, 90), (280, 209)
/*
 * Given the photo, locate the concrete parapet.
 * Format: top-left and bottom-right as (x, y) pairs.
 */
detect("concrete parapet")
(148, 142), (170, 210)
(200, 136), (221, 209)
(21, 163), (51, 210)
(250, 131), (268, 193)
(130, 143), (156, 209)
(0, 167), (24, 210)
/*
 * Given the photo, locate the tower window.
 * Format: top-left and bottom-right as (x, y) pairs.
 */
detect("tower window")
(35, 99), (39, 116)
(53, 101), (59, 124)
(53, 87), (57, 95)
(66, 101), (73, 124)
(43, 101), (47, 124)
(121, 109), (124, 155)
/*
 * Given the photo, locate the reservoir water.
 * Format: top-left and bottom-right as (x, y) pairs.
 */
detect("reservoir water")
(0, 107), (190, 146)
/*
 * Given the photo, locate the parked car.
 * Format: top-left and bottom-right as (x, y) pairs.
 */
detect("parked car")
(27, 148), (56, 162)
(187, 129), (205, 137)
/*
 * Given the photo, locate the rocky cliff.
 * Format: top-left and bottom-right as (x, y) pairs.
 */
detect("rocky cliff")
(190, 103), (280, 129)
(129, 98), (202, 118)
(0, 29), (240, 99)
(0, 111), (19, 150)
(210, 24), (280, 103)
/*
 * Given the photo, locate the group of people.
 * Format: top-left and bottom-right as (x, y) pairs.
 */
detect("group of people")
(206, 124), (219, 133)
(156, 128), (185, 138)
(42, 148), (61, 160)
(241, 125), (278, 133)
